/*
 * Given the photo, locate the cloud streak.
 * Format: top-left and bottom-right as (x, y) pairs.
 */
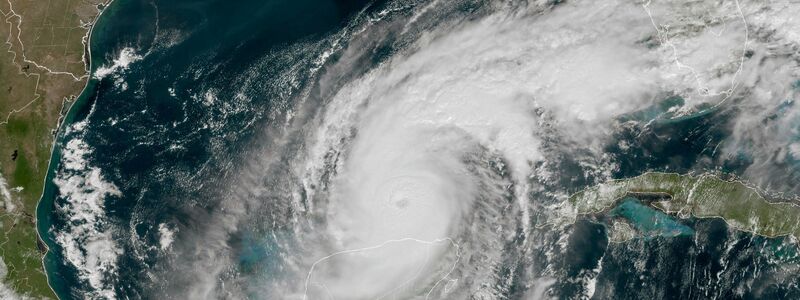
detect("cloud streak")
(158, 0), (800, 298)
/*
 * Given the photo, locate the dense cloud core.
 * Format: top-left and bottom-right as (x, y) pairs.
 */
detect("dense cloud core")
(119, 0), (800, 298)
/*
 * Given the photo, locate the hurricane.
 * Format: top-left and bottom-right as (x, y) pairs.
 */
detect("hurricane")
(38, 0), (800, 299)
(164, 0), (750, 297)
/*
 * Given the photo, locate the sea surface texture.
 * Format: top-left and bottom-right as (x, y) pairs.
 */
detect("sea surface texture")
(41, 0), (800, 299)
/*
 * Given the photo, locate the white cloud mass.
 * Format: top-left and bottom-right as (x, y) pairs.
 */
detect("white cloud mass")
(162, 0), (800, 298)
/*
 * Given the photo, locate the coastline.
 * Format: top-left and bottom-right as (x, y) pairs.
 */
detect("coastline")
(567, 172), (800, 242)
(35, 1), (117, 298)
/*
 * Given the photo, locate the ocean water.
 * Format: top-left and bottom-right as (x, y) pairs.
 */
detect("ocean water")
(36, 0), (800, 299)
(40, 0), (376, 298)
(608, 197), (694, 239)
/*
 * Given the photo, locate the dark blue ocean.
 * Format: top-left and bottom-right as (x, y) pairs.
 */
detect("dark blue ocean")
(37, 0), (800, 299)
(40, 0), (376, 298)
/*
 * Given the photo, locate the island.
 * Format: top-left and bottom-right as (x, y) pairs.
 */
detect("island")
(570, 172), (800, 241)
(0, 0), (108, 298)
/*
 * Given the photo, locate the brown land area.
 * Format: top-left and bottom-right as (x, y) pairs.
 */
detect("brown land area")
(0, 0), (106, 297)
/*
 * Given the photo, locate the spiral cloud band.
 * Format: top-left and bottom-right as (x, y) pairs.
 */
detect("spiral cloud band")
(155, 0), (800, 298)
(295, 0), (747, 297)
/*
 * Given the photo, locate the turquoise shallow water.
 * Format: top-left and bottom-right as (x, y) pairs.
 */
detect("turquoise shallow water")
(39, 0), (375, 297)
(34, 0), (800, 298)
(608, 197), (695, 239)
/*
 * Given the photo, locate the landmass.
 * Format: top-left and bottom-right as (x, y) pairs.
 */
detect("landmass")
(0, 0), (107, 298)
(607, 220), (636, 243)
(570, 172), (800, 241)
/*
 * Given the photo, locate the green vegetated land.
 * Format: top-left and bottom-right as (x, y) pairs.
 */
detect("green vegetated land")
(0, 0), (107, 298)
(570, 172), (800, 240)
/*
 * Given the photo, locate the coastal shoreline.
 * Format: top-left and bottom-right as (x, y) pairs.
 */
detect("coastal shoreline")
(567, 172), (800, 243)
(35, 1), (117, 298)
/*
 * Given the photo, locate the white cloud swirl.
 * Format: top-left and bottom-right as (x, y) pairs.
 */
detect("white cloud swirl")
(166, 0), (800, 298)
